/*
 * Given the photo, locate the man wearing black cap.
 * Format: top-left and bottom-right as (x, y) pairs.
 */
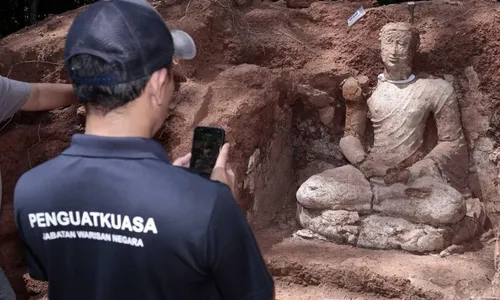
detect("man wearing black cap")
(13, 0), (274, 299)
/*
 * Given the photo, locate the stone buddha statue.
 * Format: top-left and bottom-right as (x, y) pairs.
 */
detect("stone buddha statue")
(296, 22), (483, 252)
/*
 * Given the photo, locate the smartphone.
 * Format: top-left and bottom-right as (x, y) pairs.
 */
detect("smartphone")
(189, 126), (226, 178)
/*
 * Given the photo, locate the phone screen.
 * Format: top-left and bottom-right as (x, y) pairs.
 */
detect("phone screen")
(189, 126), (226, 178)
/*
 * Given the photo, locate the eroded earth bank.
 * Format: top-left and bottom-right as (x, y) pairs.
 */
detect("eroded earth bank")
(2, 0), (500, 299)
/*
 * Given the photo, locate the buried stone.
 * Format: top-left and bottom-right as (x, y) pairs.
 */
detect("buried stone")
(357, 215), (449, 253)
(294, 22), (485, 253)
(297, 206), (360, 244)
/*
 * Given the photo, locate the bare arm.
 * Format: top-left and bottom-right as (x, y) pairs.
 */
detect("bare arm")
(21, 83), (76, 111)
(0, 76), (30, 122)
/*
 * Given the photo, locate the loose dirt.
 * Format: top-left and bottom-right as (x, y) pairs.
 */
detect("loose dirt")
(276, 282), (386, 300)
(2, 0), (500, 299)
(258, 224), (496, 299)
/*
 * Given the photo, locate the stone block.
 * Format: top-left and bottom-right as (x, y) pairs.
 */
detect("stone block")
(451, 198), (486, 244)
(297, 206), (360, 245)
(358, 215), (450, 253)
(295, 84), (334, 108)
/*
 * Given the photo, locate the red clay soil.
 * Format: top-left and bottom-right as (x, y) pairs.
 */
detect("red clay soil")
(1, 0), (500, 298)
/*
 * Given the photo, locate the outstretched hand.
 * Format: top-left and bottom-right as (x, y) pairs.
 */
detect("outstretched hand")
(211, 143), (236, 197)
(172, 153), (192, 168)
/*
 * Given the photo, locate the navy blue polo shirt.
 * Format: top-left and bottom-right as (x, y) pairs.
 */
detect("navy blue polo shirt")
(13, 134), (274, 300)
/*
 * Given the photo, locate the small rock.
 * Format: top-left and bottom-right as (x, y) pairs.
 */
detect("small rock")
(342, 77), (363, 102)
(356, 75), (370, 88)
(466, 198), (485, 220)
(247, 148), (260, 174)
(296, 84), (334, 108)
(294, 229), (314, 239)
(318, 106), (334, 126)
(489, 148), (500, 164)
(440, 244), (465, 257)
(347, 234), (357, 245)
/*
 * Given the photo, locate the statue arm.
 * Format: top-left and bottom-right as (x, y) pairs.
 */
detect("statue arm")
(339, 77), (369, 166)
(340, 104), (368, 165)
(339, 76), (389, 178)
(422, 85), (468, 180)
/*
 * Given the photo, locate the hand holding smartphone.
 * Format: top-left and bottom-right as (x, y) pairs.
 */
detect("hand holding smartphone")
(189, 126), (226, 178)
(189, 126), (235, 195)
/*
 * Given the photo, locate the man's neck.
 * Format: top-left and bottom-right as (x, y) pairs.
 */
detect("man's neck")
(84, 115), (153, 138)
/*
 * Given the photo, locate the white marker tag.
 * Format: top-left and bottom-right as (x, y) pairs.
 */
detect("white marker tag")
(347, 7), (366, 27)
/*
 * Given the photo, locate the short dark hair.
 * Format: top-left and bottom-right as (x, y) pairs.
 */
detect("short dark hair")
(67, 54), (166, 115)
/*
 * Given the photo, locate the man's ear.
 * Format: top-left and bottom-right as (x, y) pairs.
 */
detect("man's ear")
(147, 68), (168, 107)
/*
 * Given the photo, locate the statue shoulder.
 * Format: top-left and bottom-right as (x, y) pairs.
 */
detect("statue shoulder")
(433, 78), (455, 97)
(416, 77), (457, 112)
(417, 77), (455, 97)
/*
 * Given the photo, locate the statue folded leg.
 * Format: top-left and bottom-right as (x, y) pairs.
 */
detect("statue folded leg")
(372, 176), (466, 227)
(296, 165), (371, 244)
(296, 165), (372, 212)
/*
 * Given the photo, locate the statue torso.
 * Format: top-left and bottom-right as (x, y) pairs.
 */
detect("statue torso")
(367, 77), (452, 167)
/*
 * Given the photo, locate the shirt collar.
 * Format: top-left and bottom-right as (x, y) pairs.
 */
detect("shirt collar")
(62, 134), (170, 162)
(377, 73), (416, 84)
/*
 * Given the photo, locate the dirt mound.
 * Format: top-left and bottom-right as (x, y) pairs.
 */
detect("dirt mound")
(2, 0), (500, 298)
(259, 225), (495, 299)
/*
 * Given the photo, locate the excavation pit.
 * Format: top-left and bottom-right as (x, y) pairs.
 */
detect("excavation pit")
(2, 0), (500, 298)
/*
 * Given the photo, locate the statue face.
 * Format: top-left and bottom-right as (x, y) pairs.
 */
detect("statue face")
(379, 23), (419, 79)
(380, 30), (414, 71)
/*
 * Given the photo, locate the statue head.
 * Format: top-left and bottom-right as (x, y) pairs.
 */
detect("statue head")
(379, 22), (420, 81)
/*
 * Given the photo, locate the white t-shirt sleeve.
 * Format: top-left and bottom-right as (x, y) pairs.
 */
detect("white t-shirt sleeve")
(0, 75), (31, 123)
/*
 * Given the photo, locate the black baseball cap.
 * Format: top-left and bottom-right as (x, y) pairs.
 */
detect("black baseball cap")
(64, 0), (196, 85)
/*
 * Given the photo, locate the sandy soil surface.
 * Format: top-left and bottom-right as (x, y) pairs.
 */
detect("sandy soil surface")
(258, 224), (496, 299)
(276, 281), (386, 300)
